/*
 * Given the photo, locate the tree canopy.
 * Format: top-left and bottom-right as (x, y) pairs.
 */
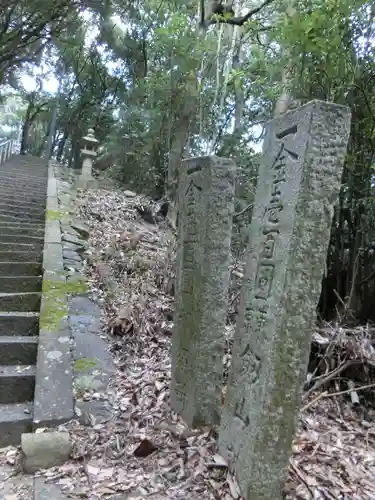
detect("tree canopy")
(1, 0), (375, 321)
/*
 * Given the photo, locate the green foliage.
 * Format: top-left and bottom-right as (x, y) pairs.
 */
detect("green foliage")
(4, 0), (375, 320)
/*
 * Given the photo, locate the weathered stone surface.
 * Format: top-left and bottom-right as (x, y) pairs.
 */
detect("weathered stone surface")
(21, 431), (72, 473)
(44, 220), (61, 244)
(0, 276), (42, 293)
(218, 100), (351, 499)
(63, 249), (81, 262)
(64, 259), (83, 271)
(63, 240), (86, 254)
(62, 232), (87, 248)
(70, 219), (89, 239)
(34, 164), (74, 429)
(76, 399), (112, 425)
(0, 458), (34, 495)
(34, 277), (74, 427)
(34, 478), (68, 500)
(171, 155), (236, 427)
(70, 296), (115, 393)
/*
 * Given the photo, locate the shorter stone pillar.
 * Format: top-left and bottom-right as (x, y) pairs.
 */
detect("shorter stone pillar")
(79, 128), (99, 186)
(218, 100), (351, 499)
(170, 155), (236, 427)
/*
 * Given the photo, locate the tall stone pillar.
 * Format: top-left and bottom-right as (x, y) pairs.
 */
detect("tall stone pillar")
(218, 100), (351, 499)
(170, 155), (236, 427)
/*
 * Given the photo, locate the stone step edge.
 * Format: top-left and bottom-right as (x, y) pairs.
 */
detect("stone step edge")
(0, 402), (33, 447)
(0, 364), (36, 377)
(33, 161), (74, 430)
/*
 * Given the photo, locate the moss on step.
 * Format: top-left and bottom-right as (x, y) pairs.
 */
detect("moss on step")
(74, 357), (97, 372)
(40, 276), (89, 331)
(46, 209), (63, 220)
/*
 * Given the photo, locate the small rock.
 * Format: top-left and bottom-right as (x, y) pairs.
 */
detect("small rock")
(123, 190), (137, 198)
(21, 432), (72, 473)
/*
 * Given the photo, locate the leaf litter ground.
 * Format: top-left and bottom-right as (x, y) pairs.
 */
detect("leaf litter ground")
(1, 186), (375, 500)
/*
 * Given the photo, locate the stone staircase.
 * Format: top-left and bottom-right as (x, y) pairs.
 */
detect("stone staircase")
(0, 155), (48, 446)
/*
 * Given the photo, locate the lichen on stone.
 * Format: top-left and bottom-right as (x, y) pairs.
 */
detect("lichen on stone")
(46, 209), (63, 220)
(74, 358), (97, 372)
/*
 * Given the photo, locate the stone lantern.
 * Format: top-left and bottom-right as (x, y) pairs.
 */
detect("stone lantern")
(79, 128), (99, 183)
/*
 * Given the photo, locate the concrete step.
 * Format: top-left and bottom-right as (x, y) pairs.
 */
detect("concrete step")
(0, 242), (43, 253)
(0, 210), (45, 222)
(0, 293), (41, 312)
(0, 402), (33, 447)
(0, 262), (42, 276)
(0, 214), (45, 224)
(0, 194), (46, 205)
(0, 177), (47, 189)
(0, 276), (42, 293)
(0, 365), (35, 403)
(0, 220), (45, 228)
(0, 203), (45, 217)
(0, 312), (39, 336)
(0, 336), (38, 364)
(0, 194), (44, 206)
(0, 226), (45, 237)
(0, 251), (42, 262)
(0, 234), (44, 244)
(0, 187), (46, 198)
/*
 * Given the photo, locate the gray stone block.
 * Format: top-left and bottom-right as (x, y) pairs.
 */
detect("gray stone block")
(0, 292), (41, 312)
(64, 259), (83, 271)
(63, 241), (86, 254)
(21, 431), (72, 473)
(171, 155), (236, 427)
(43, 243), (64, 273)
(0, 365), (36, 403)
(33, 274), (74, 428)
(44, 220), (61, 244)
(70, 296), (115, 393)
(218, 100), (351, 499)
